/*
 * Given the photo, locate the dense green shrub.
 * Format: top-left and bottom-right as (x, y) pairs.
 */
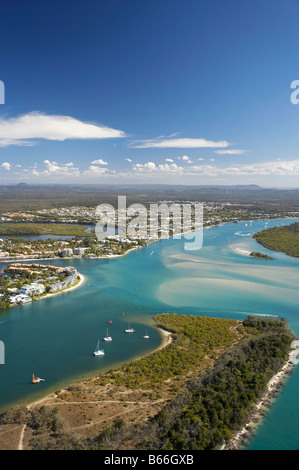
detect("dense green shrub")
(253, 223), (299, 257)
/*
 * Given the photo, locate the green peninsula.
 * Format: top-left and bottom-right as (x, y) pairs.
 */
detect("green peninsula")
(253, 222), (299, 258)
(0, 314), (295, 451)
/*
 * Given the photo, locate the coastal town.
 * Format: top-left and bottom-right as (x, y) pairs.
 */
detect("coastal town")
(0, 263), (81, 307)
(1, 201), (298, 226)
(0, 235), (144, 262)
(0, 201), (298, 263)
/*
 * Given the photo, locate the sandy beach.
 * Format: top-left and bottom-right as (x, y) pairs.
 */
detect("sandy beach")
(229, 245), (252, 257)
(225, 341), (299, 450)
(146, 326), (173, 355)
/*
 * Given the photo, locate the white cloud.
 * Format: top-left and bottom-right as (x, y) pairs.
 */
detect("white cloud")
(91, 158), (108, 165)
(198, 158), (205, 161)
(83, 165), (111, 177)
(134, 161), (157, 171)
(0, 139), (35, 147)
(133, 161), (184, 175)
(130, 137), (230, 149)
(181, 155), (193, 164)
(165, 158), (174, 162)
(1, 162), (11, 170)
(42, 160), (80, 177)
(214, 149), (247, 155)
(12, 155), (299, 184)
(126, 158), (133, 162)
(26, 160), (80, 177)
(0, 112), (126, 147)
(130, 158), (299, 179)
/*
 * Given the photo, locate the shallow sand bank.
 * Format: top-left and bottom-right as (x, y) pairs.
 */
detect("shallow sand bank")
(229, 245), (252, 257)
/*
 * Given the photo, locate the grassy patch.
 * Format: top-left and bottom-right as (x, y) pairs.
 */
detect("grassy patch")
(0, 223), (94, 237)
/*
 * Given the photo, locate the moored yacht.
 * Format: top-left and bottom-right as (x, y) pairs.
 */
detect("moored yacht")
(103, 327), (112, 342)
(124, 322), (135, 333)
(93, 340), (105, 356)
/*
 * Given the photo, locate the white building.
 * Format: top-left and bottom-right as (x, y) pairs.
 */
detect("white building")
(19, 283), (45, 297)
(62, 248), (73, 257)
(10, 294), (32, 304)
(74, 247), (87, 255)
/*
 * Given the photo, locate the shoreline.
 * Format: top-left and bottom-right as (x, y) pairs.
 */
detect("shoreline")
(1, 217), (299, 446)
(6, 273), (85, 311)
(0, 247), (142, 264)
(0, 216), (293, 265)
(15, 319), (296, 451)
(0, 221), (226, 264)
(26, 323), (173, 411)
(225, 342), (299, 450)
(34, 273), (85, 301)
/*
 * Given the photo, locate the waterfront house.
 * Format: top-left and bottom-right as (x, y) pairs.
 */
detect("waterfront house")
(19, 283), (46, 297)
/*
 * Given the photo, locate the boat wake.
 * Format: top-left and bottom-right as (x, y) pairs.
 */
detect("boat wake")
(234, 231), (252, 237)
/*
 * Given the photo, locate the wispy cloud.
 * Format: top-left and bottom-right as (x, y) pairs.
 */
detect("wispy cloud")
(0, 112), (126, 147)
(129, 137), (230, 149)
(214, 149), (247, 155)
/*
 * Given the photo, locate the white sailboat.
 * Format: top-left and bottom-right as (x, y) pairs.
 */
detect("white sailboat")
(143, 329), (150, 339)
(103, 327), (112, 342)
(93, 340), (105, 356)
(124, 322), (135, 333)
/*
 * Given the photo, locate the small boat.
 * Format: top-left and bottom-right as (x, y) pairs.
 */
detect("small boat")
(93, 340), (105, 356)
(107, 320), (112, 324)
(103, 327), (112, 342)
(143, 330), (150, 339)
(124, 322), (135, 333)
(32, 373), (45, 384)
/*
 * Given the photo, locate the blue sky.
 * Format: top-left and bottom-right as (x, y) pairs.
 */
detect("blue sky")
(1, 0), (299, 186)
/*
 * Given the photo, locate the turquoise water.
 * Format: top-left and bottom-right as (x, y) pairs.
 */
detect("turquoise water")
(0, 218), (299, 449)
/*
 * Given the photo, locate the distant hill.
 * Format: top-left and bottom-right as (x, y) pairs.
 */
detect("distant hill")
(0, 184), (298, 211)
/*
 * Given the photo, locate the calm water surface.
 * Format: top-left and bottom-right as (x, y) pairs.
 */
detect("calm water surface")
(0, 218), (299, 449)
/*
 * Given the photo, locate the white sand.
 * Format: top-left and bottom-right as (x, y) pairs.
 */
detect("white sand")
(225, 344), (298, 450)
(229, 245), (252, 257)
